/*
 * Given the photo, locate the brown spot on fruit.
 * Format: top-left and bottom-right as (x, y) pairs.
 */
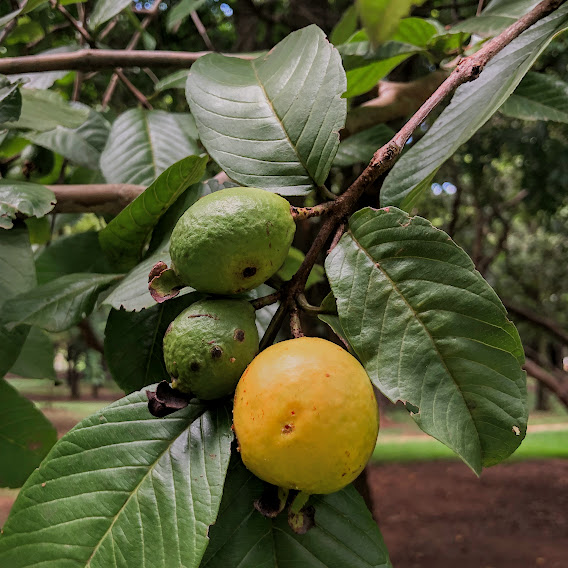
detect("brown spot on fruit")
(190, 362), (200, 372)
(234, 329), (246, 342)
(345, 451), (350, 457)
(230, 357), (236, 363)
(325, 373), (330, 377)
(211, 346), (223, 359)
(242, 266), (257, 278)
(291, 411), (295, 415)
(282, 423), (295, 434)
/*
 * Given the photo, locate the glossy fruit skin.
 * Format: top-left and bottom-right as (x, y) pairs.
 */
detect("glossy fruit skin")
(163, 299), (259, 400)
(170, 187), (296, 295)
(233, 337), (379, 494)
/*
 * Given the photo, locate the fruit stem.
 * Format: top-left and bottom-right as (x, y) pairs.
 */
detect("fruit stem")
(289, 306), (304, 338)
(250, 290), (281, 310)
(296, 293), (323, 315)
(289, 491), (310, 515)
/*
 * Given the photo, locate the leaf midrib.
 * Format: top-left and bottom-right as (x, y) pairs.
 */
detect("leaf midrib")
(345, 228), (482, 466)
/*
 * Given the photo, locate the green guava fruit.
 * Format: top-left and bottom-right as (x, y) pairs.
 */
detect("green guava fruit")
(170, 187), (296, 295)
(163, 299), (259, 400)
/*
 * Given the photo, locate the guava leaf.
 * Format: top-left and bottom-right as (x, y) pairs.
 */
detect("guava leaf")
(2, 273), (122, 333)
(24, 104), (111, 170)
(166, 0), (207, 31)
(0, 388), (233, 568)
(155, 69), (190, 91)
(35, 231), (114, 285)
(325, 207), (527, 474)
(99, 155), (208, 271)
(8, 326), (55, 381)
(3, 88), (89, 131)
(100, 109), (201, 186)
(202, 455), (392, 568)
(0, 76), (22, 124)
(500, 71), (568, 123)
(381, 3), (568, 209)
(104, 293), (203, 393)
(186, 25), (346, 195)
(0, 180), (56, 229)
(330, 5), (358, 45)
(0, 225), (35, 374)
(88, 0), (132, 29)
(0, 379), (57, 488)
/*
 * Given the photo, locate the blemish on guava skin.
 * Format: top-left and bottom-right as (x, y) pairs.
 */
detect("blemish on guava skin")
(165, 322), (174, 335)
(282, 423), (295, 434)
(291, 411), (295, 415)
(325, 373), (330, 378)
(211, 346), (223, 359)
(190, 362), (200, 372)
(234, 329), (246, 342)
(242, 266), (257, 278)
(188, 313), (219, 320)
(345, 450), (350, 457)
(230, 357), (236, 363)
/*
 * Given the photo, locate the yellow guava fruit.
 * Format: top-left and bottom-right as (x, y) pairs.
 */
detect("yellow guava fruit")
(232, 337), (379, 494)
(169, 187), (296, 295)
(163, 299), (259, 400)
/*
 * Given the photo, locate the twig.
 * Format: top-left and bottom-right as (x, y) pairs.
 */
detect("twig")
(115, 69), (153, 109)
(250, 291), (281, 310)
(477, 0), (485, 16)
(524, 358), (568, 410)
(0, 49), (254, 74)
(290, 203), (333, 220)
(51, 1), (96, 47)
(101, 1), (161, 109)
(0, 0), (19, 46)
(297, 293), (323, 315)
(190, 11), (215, 51)
(327, 222), (345, 254)
(289, 307), (304, 338)
(259, 302), (288, 350)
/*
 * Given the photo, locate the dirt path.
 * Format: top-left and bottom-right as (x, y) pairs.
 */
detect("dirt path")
(369, 460), (568, 568)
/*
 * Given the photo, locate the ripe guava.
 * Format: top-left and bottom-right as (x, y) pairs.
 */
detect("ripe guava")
(232, 337), (379, 494)
(163, 299), (259, 400)
(170, 187), (296, 295)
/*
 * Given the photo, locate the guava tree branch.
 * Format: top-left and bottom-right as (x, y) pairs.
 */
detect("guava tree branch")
(503, 299), (568, 345)
(0, 49), (251, 74)
(260, 0), (566, 347)
(49, 184), (145, 215)
(524, 358), (568, 410)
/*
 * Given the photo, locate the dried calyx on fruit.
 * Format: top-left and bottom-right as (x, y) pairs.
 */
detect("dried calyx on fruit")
(163, 299), (259, 400)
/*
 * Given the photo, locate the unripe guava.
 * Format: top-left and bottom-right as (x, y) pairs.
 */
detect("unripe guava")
(233, 337), (379, 494)
(163, 299), (259, 400)
(170, 187), (295, 295)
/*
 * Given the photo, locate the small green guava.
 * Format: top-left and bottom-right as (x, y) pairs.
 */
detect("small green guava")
(163, 299), (259, 400)
(170, 187), (296, 295)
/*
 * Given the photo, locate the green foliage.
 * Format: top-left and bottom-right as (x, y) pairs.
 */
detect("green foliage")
(104, 293), (202, 393)
(100, 109), (201, 186)
(334, 124), (395, 167)
(186, 26), (346, 195)
(166, 0), (208, 31)
(0, 180), (55, 229)
(0, 76), (22, 124)
(9, 327), (55, 381)
(203, 456), (392, 567)
(0, 379), (57, 488)
(326, 208), (527, 474)
(0, 389), (233, 567)
(99, 155), (208, 271)
(381, 4), (568, 209)
(88, 0), (132, 30)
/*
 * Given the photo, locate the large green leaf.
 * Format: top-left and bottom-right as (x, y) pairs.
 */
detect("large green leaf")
(0, 76), (21, 124)
(88, 0), (132, 29)
(500, 71), (568, 123)
(0, 180), (56, 229)
(202, 456), (392, 568)
(0, 388), (233, 567)
(453, 0), (540, 36)
(334, 124), (395, 167)
(2, 273), (121, 333)
(100, 109), (201, 186)
(24, 104), (110, 170)
(381, 4), (568, 209)
(3, 89), (89, 131)
(0, 225), (35, 375)
(326, 208), (527, 474)
(166, 0), (207, 31)
(357, 0), (426, 45)
(0, 379), (57, 488)
(35, 231), (114, 285)
(393, 17), (439, 47)
(186, 25), (346, 195)
(330, 5), (359, 45)
(9, 327), (55, 381)
(104, 293), (202, 393)
(99, 155), (208, 271)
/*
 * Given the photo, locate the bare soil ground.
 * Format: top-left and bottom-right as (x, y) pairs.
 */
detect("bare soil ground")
(369, 460), (568, 568)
